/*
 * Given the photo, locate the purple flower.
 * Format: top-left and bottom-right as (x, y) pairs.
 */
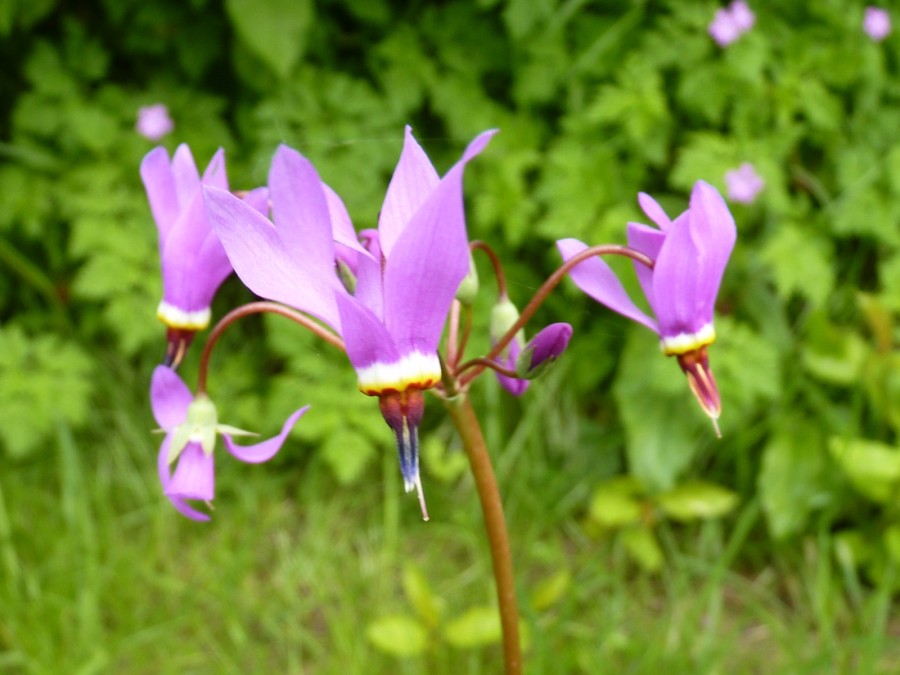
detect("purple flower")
(709, 1), (755, 46)
(141, 145), (268, 366)
(557, 181), (737, 428)
(725, 162), (765, 204)
(864, 7), (891, 41)
(151, 365), (307, 521)
(136, 104), (174, 141)
(204, 127), (496, 517)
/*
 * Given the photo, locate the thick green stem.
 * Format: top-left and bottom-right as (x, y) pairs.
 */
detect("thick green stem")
(443, 396), (521, 675)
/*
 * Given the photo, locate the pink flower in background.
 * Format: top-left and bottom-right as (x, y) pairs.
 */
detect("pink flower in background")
(136, 104), (174, 141)
(709, 1), (755, 46)
(725, 163), (765, 204)
(864, 7), (891, 41)
(730, 0), (755, 31)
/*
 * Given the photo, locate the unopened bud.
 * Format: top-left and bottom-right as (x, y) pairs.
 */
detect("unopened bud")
(515, 323), (573, 378)
(455, 251), (479, 307)
(489, 297), (524, 354)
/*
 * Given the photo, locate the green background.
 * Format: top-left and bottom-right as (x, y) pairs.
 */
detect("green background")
(1, 0), (898, 672)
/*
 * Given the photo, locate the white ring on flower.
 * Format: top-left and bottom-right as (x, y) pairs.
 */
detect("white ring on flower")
(659, 323), (716, 356)
(356, 351), (441, 395)
(157, 301), (212, 330)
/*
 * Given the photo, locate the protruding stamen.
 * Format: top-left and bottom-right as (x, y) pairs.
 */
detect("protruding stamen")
(378, 387), (429, 519)
(164, 328), (195, 369)
(675, 346), (722, 435)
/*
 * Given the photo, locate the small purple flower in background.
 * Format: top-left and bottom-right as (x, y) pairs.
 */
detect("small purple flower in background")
(151, 365), (307, 521)
(136, 104), (174, 141)
(730, 0), (755, 32)
(864, 7), (891, 41)
(725, 162), (765, 204)
(141, 145), (268, 366)
(204, 127), (496, 518)
(558, 181), (737, 432)
(709, 1), (755, 47)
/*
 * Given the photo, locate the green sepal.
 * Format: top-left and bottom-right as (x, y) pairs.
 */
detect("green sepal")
(167, 424), (193, 464)
(215, 424), (258, 438)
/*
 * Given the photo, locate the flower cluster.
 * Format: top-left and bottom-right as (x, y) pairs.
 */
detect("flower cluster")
(709, 1), (755, 47)
(140, 128), (737, 520)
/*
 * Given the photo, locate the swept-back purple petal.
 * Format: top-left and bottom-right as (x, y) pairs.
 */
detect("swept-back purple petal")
(242, 187), (270, 216)
(223, 406), (309, 463)
(269, 145), (336, 279)
(652, 182), (736, 337)
(378, 126), (441, 258)
(171, 144), (201, 211)
(383, 130), (497, 355)
(140, 147), (179, 241)
(323, 184), (370, 257)
(157, 438), (210, 521)
(687, 180), (737, 293)
(204, 186), (342, 331)
(151, 365), (192, 429)
(557, 238), (657, 332)
(637, 192), (672, 231)
(352, 229), (384, 321)
(166, 443), (214, 501)
(336, 292), (400, 371)
(200, 148), (229, 191)
(626, 222), (666, 310)
(652, 211), (705, 335)
(160, 191), (231, 312)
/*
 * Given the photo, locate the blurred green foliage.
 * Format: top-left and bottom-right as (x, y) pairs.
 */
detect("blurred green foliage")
(2, 2), (900, 661)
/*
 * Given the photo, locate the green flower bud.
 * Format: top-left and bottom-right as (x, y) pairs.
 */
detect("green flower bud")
(455, 251), (479, 307)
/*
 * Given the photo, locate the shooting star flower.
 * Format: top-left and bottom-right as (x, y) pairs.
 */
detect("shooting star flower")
(151, 365), (307, 521)
(204, 127), (495, 518)
(558, 181), (736, 432)
(141, 145), (268, 367)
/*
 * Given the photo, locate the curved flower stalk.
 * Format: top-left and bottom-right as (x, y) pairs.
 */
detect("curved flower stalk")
(141, 145), (269, 367)
(151, 365), (307, 521)
(558, 181), (736, 431)
(204, 127), (497, 518)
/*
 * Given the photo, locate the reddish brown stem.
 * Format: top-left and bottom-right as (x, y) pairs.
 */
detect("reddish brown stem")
(443, 397), (521, 675)
(197, 301), (345, 394)
(470, 240), (508, 299)
(456, 356), (519, 379)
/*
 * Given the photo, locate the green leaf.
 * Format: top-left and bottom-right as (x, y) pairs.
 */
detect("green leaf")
(402, 563), (443, 630)
(0, 326), (93, 458)
(366, 614), (428, 657)
(530, 569), (571, 612)
(829, 437), (900, 503)
(421, 435), (468, 483)
(884, 525), (900, 566)
(656, 481), (738, 522)
(588, 487), (642, 528)
(319, 428), (376, 485)
(224, 0), (313, 78)
(801, 312), (868, 386)
(758, 422), (831, 539)
(443, 606), (502, 649)
(620, 526), (663, 573)
(760, 224), (834, 307)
